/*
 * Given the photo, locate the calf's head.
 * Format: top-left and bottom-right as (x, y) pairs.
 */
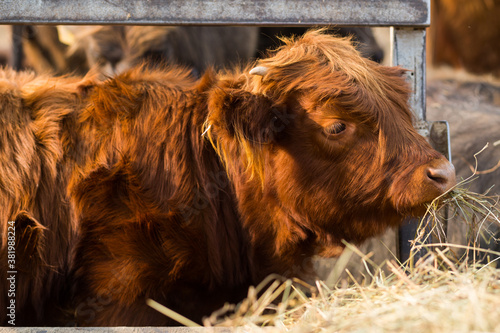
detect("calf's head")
(207, 30), (455, 251)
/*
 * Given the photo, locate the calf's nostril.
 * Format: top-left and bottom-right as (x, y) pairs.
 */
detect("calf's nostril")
(426, 167), (447, 183)
(425, 163), (456, 190)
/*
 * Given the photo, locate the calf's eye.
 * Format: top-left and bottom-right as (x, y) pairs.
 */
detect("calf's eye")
(324, 122), (347, 136)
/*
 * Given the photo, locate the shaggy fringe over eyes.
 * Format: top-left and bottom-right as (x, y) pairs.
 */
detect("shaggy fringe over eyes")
(256, 28), (411, 110)
(203, 68), (282, 185)
(258, 30), (376, 89)
(204, 119), (267, 185)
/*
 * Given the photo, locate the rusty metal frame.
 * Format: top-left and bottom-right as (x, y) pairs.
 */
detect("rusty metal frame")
(1, 0), (439, 263)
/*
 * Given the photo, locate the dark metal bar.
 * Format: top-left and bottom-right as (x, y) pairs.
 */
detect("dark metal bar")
(9, 25), (24, 70)
(397, 217), (421, 264)
(0, 0), (430, 26)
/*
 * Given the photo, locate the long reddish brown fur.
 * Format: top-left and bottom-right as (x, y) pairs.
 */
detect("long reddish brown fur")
(0, 30), (452, 326)
(0, 69), (89, 324)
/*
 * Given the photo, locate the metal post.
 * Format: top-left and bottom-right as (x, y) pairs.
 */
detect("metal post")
(392, 27), (452, 263)
(10, 25), (24, 70)
(391, 27), (427, 134)
(391, 27), (428, 263)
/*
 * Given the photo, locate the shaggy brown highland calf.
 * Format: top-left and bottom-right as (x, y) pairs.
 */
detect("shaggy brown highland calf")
(0, 30), (455, 326)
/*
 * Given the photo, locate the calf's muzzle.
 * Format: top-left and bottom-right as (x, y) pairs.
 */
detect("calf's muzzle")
(424, 159), (456, 194)
(411, 158), (456, 209)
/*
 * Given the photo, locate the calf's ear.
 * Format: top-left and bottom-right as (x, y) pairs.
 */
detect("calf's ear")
(207, 87), (291, 145)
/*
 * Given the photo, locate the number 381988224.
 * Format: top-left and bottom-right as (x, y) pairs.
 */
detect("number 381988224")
(7, 221), (15, 268)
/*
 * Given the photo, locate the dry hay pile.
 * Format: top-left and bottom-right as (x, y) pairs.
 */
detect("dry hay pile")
(149, 172), (500, 333)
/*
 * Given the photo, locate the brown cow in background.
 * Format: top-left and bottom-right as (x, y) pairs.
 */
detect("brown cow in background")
(429, 0), (500, 76)
(1, 30), (455, 326)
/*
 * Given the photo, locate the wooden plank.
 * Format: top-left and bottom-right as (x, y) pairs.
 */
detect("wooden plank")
(0, 0), (430, 26)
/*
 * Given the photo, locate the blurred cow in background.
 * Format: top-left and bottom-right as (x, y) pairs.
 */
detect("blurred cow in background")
(18, 25), (384, 77)
(20, 25), (259, 76)
(64, 26), (260, 76)
(429, 0), (500, 77)
(21, 26), (72, 74)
